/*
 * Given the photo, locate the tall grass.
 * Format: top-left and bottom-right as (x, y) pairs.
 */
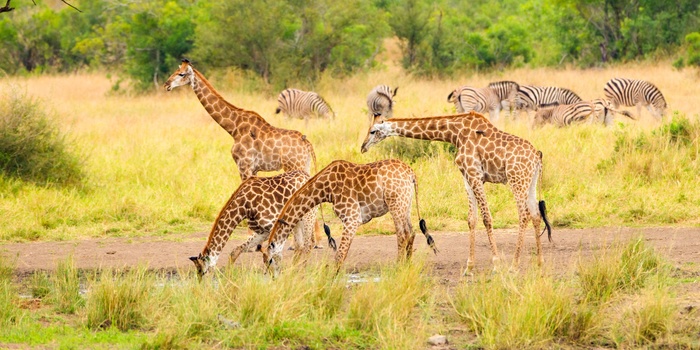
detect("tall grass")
(50, 255), (83, 314)
(85, 266), (155, 331)
(451, 239), (680, 349)
(347, 259), (435, 349)
(0, 254), (23, 328)
(578, 238), (667, 303)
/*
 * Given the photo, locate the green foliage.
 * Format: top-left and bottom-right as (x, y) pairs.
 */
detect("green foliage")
(193, 0), (387, 89)
(85, 267), (154, 331)
(0, 87), (82, 185)
(683, 32), (700, 67)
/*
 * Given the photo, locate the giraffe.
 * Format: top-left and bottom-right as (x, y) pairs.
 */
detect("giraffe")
(164, 58), (324, 246)
(189, 170), (325, 278)
(360, 112), (552, 271)
(257, 159), (438, 276)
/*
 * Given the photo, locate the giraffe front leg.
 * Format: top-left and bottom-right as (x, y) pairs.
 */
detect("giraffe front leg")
(230, 230), (268, 265)
(334, 221), (359, 274)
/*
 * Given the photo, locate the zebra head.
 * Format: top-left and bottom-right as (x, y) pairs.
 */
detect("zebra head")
(361, 116), (393, 153)
(164, 58), (195, 92)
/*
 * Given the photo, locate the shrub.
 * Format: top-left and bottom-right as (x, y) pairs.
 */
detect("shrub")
(0, 86), (82, 185)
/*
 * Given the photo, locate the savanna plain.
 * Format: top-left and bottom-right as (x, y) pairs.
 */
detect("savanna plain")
(1, 63), (700, 349)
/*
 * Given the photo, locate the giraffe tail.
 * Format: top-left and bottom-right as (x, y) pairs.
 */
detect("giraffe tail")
(538, 200), (552, 243)
(324, 223), (336, 251)
(414, 177), (438, 254)
(536, 151), (552, 243)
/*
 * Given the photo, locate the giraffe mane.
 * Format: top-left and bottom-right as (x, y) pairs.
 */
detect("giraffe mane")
(388, 112), (493, 125)
(191, 68), (272, 127)
(265, 160), (347, 244)
(201, 177), (252, 255)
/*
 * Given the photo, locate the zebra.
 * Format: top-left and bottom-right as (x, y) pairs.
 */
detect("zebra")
(366, 85), (398, 121)
(603, 78), (667, 120)
(275, 88), (335, 123)
(532, 99), (635, 128)
(488, 80), (520, 116)
(447, 86), (500, 120)
(516, 86), (583, 115)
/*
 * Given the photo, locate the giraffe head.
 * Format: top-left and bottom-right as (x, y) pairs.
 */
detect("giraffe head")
(189, 253), (217, 278)
(257, 218), (294, 278)
(361, 115), (392, 153)
(164, 59), (195, 91)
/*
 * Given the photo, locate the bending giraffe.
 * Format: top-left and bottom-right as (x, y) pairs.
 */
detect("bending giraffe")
(189, 170), (328, 278)
(361, 112), (552, 270)
(163, 58), (324, 246)
(258, 159), (438, 276)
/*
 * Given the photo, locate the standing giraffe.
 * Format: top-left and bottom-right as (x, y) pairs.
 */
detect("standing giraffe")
(257, 159), (438, 276)
(164, 59), (316, 180)
(360, 112), (552, 270)
(189, 170), (323, 278)
(164, 58), (324, 246)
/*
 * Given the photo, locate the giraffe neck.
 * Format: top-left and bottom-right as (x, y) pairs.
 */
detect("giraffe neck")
(384, 117), (461, 144)
(200, 195), (247, 267)
(279, 174), (330, 226)
(190, 69), (268, 138)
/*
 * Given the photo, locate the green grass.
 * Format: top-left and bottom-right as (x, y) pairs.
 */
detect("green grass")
(0, 239), (697, 348)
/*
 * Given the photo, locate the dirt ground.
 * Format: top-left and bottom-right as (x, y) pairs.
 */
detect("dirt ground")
(2, 227), (699, 283)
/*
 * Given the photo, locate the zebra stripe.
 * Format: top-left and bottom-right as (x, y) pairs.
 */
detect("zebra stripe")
(447, 85), (503, 120)
(275, 88), (335, 120)
(367, 85), (398, 119)
(488, 80), (520, 112)
(533, 99), (634, 127)
(603, 78), (667, 119)
(516, 86), (583, 112)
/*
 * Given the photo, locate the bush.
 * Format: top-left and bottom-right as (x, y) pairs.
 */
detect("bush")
(0, 87), (82, 185)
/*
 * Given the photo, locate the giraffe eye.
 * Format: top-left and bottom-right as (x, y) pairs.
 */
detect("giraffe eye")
(370, 130), (377, 135)
(178, 73), (185, 77)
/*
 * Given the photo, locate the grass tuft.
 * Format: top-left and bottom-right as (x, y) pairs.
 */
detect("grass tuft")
(347, 259), (434, 349)
(50, 255), (83, 314)
(85, 266), (154, 331)
(452, 268), (597, 349)
(578, 238), (666, 304)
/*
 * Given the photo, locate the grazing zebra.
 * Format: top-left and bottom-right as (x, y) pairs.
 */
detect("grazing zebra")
(488, 80), (520, 115)
(366, 85), (398, 121)
(532, 99), (635, 128)
(603, 78), (667, 120)
(275, 88), (335, 123)
(516, 86), (583, 114)
(447, 86), (502, 121)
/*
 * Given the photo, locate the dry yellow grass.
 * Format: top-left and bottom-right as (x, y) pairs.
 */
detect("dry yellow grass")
(0, 62), (698, 241)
